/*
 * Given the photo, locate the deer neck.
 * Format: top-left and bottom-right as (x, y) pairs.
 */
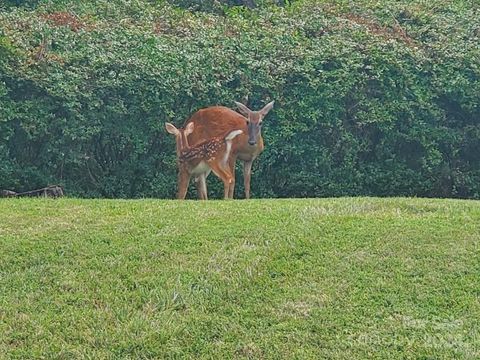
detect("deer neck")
(176, 131), (190, 158)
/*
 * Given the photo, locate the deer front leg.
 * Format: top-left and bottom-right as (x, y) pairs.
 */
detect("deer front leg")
(243, 160), (253, 199)
(177, 168), (191, 200)
(227, 155), (237, 199)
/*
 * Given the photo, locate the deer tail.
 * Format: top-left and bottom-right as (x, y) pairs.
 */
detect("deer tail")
(225, 129), (243, 141)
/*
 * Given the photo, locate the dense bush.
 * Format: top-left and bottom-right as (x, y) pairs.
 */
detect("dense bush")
(165, 0), (290, 13)
(0, 0), (479, 198)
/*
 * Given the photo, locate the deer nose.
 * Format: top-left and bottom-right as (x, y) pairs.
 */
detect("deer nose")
(248, 140), (256, 146)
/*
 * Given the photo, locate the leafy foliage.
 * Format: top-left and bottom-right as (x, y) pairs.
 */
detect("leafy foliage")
(0, 0), (479, 198)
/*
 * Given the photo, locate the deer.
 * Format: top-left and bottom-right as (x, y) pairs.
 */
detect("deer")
(165, 122), (243, 200)
(184, 100), (275, 199)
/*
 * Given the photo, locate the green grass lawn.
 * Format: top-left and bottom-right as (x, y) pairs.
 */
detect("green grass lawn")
(0, 198), (479, 359)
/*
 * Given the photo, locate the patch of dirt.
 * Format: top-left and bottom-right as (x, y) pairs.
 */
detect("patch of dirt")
(42, 11), (85, 32)
(344, 13), (417, 47)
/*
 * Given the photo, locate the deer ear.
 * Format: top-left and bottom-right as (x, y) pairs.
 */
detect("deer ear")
(165, 122), (179, 136)
(260, 100), (275, 116)
(184, 122), (194, 136)
(234, 101), (252, 117)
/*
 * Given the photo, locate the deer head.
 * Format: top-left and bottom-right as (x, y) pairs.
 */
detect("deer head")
(165, 122), (195, 156)
(234, 100), (275, 146)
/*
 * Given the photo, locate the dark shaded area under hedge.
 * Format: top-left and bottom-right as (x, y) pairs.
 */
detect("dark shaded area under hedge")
(0, 0), (479, 198)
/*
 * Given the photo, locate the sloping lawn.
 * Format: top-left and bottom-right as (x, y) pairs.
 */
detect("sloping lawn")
(0, 198), (479, 359)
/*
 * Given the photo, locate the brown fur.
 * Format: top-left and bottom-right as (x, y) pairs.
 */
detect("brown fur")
(166, 122), (242, 200)
(184, 102), (273, 199)
(180, 137), (225, 164)
(185, 107), (262, 159)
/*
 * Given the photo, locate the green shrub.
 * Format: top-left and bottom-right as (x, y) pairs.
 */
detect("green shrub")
(0, 0), (479, 198)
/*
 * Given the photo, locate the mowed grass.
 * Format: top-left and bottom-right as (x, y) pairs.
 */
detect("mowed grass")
(0, 198), (479, 359)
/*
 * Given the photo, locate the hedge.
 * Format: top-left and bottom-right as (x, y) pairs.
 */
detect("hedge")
(0, 0), (479, 198)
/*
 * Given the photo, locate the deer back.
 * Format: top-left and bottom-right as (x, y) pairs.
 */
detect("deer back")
(179, 137), (225, 164)
(184, 106), (255, 154)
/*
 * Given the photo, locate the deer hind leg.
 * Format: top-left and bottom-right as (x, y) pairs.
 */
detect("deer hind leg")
(177, 168), (191, 200)
(209, 162), (233, 200)
(194, 176), (205, 200)
(243, 160), (253, 199)
(194, 177), (203, 200)
(194, 168), (211, 200)
(196, 173), (208, 200)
